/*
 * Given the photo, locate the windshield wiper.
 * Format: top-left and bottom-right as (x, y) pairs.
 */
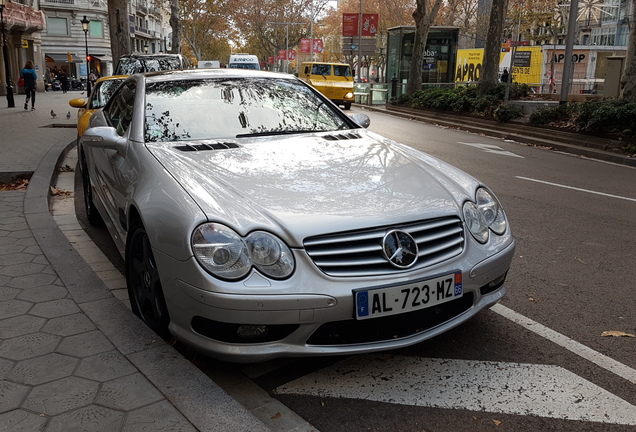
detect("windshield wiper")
(236, 130), (317, 138)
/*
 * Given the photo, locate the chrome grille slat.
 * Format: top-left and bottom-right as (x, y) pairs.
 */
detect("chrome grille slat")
(304, 217), (465, 277)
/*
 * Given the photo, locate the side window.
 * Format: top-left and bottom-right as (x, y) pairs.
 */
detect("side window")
(104, 83), (136, 136)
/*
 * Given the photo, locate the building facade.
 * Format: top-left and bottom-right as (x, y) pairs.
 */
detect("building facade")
(0, 0), (46, 95)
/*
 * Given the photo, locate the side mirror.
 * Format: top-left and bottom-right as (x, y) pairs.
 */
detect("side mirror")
(69, 98), (87, 108)
(348, 113), (370, 128)
(82, 126), (128, 155)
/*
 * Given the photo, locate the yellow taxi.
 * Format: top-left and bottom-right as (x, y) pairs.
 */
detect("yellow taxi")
(298, 62), (355, 110)
(69, 75), (127, 136)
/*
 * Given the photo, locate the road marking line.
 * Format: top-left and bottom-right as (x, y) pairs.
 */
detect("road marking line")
(492, 304), (636, 385)
(275, 355), (636, 424)
(516, 176), (636, 202)
(458, 142), (524, 158)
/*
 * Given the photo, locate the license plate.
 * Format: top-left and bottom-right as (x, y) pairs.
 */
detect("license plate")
(355, 272), (463, 320)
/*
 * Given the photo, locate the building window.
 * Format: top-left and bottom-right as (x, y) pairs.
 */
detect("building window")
(90, 20), (103, 37)
(47, 17), (68, 35)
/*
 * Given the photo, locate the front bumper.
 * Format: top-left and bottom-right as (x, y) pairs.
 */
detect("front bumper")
(157, 238), (516, 363)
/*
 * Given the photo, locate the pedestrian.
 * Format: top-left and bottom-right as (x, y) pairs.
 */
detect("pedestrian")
(44, 68), (52, 92)
(21, 60), (38, 110)
(58, 69), (70, 93)
(500, 68), (509, 83)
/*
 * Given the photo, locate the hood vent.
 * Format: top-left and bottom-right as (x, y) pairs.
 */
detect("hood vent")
(175, 141), (240, 152)
(323, 132), (362, 141)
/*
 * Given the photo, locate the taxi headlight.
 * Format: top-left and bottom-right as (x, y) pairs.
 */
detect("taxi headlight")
(192, 224), (294, 280)
(463, 187), (508, 243)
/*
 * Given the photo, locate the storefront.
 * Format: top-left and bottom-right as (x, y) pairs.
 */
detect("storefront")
(386, 26), (459, 96)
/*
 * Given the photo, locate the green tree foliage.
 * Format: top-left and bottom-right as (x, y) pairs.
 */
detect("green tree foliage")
(180, 0), (232, 62)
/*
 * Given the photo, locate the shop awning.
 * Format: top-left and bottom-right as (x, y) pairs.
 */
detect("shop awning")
(46, 53), (82, 63)
(92, 54), (114, 63)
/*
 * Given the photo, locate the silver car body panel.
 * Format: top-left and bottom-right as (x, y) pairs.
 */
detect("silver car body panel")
(80, 69), (516, 362)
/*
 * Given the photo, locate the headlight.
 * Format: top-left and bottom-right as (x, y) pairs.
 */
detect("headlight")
(345, 92), (354, 99)
(192, 224), (295, 280)
(462, 188), (507, 243)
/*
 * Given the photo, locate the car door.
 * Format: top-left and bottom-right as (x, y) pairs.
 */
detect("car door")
(90, 81), (138, 246)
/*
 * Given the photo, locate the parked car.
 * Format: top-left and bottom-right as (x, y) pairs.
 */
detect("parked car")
(114, 54), (191, 75)
(79, 68), (515, 362)
(68, 75), (127, 137)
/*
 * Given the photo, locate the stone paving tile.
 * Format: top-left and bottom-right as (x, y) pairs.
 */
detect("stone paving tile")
(7, 273), (58, 289)
(0, 262), (46, 277)
(0, 409), (48, 432)
(0, 252), (37, 266)
(122, 400), (198, 432)
(45, 405), (123, 432)
(97, 372), (164, 411)
(21, 375), (99, 415)
(56, 330), (115, 358)
(0, 299), (33, 318)
(0, 381), (30, 412)
(42, 312), (96, 336)
(29, 298), (80, 318)
(0, 285), (19, 300)
(0, 357), (12, 378)
(75, 351), (138, 382)
(8, 352), (78, 386)
(0, 332), (61, 360)
(16, 284), (68, 302)
(0, 315), (46, 339)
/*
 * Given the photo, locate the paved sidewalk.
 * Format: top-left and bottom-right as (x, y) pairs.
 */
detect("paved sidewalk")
(0, 91), (269, 431)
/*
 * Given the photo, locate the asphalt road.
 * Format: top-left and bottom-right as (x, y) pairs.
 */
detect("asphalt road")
(76, 107), (636, 432)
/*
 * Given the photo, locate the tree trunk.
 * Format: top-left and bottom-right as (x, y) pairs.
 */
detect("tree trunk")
(107, 0), (131, 63)
(406, 0), (444, 95)
(620, 0), (636, 102)
(170, 0), (182, 54)
(478, 0), (509, 95)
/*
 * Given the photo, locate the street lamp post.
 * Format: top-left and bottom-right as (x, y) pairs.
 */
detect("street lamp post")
(268, 22), (305, 73)
(81, 15), (91, 95)
(0, 0), (15, 108)
(144, 43), (148, 53)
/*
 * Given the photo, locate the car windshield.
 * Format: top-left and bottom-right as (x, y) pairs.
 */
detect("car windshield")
(144, 77), (351, 142)
(116, 57), (183, 75)
(334, 65), (352, 77)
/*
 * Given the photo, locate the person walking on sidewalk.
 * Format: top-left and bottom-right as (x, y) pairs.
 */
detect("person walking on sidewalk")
(21, 61), (38, 110)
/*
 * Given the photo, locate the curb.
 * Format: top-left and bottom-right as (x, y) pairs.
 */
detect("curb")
(23, 139), (269, 431)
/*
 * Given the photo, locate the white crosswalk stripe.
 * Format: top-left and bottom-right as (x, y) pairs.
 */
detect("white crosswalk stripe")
(275, 354), (636, 425)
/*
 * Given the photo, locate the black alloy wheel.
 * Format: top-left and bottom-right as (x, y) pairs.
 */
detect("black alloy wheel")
(126, 225), (171, 339)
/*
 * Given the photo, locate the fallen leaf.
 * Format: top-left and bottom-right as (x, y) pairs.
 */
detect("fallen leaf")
(601, 331), (636, 338)
(528, 296), (537, 303)
(493, 419), (502, 426)
(271, 412), (281, 420)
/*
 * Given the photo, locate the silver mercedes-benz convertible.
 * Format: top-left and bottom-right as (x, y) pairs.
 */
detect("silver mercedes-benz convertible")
(79, 68), (515, 362)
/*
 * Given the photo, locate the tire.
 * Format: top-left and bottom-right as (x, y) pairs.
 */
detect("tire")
(344, 102), (352, 110)
(126, 225), (171, 339)
(81, 157), (104, 226)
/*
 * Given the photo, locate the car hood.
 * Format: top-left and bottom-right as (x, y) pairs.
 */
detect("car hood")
(145, 131), (479, 245)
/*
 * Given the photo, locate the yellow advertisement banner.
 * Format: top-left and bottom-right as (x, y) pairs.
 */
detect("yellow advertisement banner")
(455, 47), (542, 85)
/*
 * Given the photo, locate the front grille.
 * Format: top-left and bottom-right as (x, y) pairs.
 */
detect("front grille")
(304, 217), (464, 277)
(307, 293), (474, 345)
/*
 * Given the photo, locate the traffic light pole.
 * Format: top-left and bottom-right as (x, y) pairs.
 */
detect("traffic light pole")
(81, 15), (91, 95)
(0, 1), (15, 108)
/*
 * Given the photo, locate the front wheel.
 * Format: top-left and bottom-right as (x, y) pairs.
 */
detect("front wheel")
(126, 225), (171, 339)
(344, 102), (352, 110)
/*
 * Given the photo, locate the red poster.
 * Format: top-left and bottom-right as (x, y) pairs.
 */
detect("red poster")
(267, 56), (275, 64)
(342, 13), (358, 37)
(300, 39), (311, 54)
(278, 50), (286, 60)
(361, 13), (378, 37)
